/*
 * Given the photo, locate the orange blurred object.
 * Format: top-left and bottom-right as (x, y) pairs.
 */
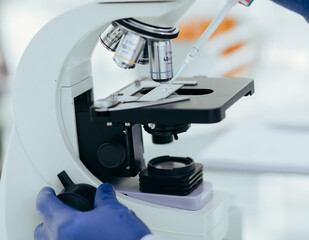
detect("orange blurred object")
(174, 17), (257, 78)
(175, 17), (238, 42)
(0, 39), (8, 91)
(223, 64), (251, 77)
(221, 42), (246, 56)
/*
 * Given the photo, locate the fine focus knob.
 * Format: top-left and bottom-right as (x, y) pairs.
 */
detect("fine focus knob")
(57, 171), (97, 211)
(97, 142), (126, 169)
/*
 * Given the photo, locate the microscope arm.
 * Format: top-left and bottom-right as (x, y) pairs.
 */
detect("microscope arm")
(0, 1), (253, 240)
(1, 1), (198, 239)
(13, 0), (196, 191)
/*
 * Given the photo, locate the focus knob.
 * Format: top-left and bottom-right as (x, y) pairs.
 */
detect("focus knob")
(57, 171), (97, 211)
(97, 142), (126, 169)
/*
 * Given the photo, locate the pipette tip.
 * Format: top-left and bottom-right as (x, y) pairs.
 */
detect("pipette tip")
(171, 62), (187, 82)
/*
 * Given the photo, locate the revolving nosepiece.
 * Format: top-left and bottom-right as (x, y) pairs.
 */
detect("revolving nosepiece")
(99, 18), (178, 80)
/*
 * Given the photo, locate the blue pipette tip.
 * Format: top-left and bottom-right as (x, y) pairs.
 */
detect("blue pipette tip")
(172, 62), (187, 82)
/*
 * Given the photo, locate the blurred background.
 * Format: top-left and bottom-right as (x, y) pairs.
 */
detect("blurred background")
(0, 0), (309, 239)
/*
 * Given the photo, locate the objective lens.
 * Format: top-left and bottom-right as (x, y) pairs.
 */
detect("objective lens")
(113, 32), (146, 69)
(148, 40), (173, 82)
(138, 44), (149, 65)
(99, 22), (124, 52)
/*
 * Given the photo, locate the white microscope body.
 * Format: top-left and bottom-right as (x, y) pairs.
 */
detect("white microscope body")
(0, 1), (236, 239)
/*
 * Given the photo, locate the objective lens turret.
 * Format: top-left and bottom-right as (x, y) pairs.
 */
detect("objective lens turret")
(99, 19), (179, 81)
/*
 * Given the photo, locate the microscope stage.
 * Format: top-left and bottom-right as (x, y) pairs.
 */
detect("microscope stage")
(91, 76), (254, 124)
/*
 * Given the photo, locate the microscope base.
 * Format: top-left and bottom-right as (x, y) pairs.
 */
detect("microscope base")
(0, 130), (235, 240)
(120, 190), (231, 240)
(114, 177), (214, 211)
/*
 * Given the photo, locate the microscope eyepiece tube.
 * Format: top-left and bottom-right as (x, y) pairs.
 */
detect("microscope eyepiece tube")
(148, 40), (173, 82)
(113, 31), (146, 69)
(99, 22), (124, 52)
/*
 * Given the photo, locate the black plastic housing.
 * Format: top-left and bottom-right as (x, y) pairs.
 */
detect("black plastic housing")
(74, 77), (254, 184)
(91, 77), (254, 124)
(74, 91), (145, 181)
(139, 156), (203, 196)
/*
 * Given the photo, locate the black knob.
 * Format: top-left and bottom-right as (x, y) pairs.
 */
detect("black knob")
(57, 171), (97, 211)
(97, 142), (126, 169)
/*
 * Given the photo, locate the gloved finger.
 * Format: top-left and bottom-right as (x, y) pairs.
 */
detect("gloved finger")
(94, 183), (118, 208)
(36, 187), (74, 220)
(34, 223), (47, 240)
(271, 0), (308, 17)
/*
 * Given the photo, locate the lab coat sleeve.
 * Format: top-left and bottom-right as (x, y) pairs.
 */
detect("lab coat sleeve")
(142, 234), (168, 240)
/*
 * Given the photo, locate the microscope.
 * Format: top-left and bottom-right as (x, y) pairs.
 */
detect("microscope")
(0, 0), (254, 239)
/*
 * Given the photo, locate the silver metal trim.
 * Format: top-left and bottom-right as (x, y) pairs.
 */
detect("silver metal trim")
(117, 19), (179, 40)
(138, 83), (183, 102)
(96, 96), (190, 112)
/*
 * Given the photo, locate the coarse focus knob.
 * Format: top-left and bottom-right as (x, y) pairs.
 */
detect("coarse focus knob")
(57, 171), (97, 211)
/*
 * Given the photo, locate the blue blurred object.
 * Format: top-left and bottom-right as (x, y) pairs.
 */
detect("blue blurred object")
(35, 183), (151, 240)
(271, 0), (309, 22)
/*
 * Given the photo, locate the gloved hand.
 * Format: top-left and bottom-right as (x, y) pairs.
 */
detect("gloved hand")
(35, 183), (151, 240)
(271, 0), (309, 22)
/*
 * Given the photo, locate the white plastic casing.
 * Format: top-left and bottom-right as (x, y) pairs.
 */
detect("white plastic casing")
(0, 1), (234, 240)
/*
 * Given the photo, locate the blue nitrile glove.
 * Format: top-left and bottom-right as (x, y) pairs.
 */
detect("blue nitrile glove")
(271, 0), (309, 22)
(35, 183), (151, 240)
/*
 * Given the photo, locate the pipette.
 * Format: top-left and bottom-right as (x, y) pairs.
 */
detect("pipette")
(171, 0), (254, 82)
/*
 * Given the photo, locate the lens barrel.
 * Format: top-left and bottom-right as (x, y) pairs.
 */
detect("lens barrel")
(148, 40), (173, 82)
(99, 22), (124, 52)
(113, 32), (146, 69)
